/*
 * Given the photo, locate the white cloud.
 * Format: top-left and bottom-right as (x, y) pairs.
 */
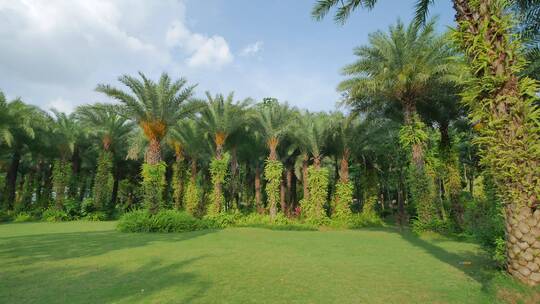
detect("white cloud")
(47, 97), (74, 114)
(166, 20), (233, 69)
(240, 41), (264, 57)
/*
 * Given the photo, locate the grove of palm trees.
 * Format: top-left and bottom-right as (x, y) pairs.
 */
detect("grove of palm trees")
(1, 0), (540, 302)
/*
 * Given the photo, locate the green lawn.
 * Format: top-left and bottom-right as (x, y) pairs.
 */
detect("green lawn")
(0, 221), (536, 303)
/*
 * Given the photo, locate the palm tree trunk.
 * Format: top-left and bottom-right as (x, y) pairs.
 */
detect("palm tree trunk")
(3, 150), (21, 210)
(302, 154), (309, 200)
(339, 149), (350, 183)
(111, 164), (120, 207)
(452, 0), (540, 285)
(403, 101), (424, 169)
(280, 171), (286, 214)
(255, 165), (262, 213)
(146, 138), (162, 165)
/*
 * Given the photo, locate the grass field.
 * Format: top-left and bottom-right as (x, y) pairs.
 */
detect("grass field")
(0, 221), (538, 303)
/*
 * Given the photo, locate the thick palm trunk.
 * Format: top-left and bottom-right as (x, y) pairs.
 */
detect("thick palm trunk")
(339, 149), (350, 183)
(403, 101), (424, 168)
(255, 165), (263, 213)
(3, 151), (21, 210)
(302, 155), (309, 200)
(146, 138), (162, 165)
(280, 171), (286, 214)
(452, 0), (540, 285)
(111, 164), (120, 207)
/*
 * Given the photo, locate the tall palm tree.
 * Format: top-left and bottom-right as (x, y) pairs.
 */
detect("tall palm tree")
(76, 103), (134, 210)
(255, 99), (294, 217)
(200, 92), (251, 214)
(97, 72), (198, 214)
(0, 91), (45, 209)
(169, 119), (211, 215)
(96, 72), (197, 165)
(338, 19), (451, 168)
(313, 0), (540, 286)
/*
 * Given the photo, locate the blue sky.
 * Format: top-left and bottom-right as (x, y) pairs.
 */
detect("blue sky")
(0, 0), (455, 113)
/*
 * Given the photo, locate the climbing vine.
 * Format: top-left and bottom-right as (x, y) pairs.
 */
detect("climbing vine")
(300, 166), (329, 224)
(208, 153), (230, 215)
(141, 161), (167, 214)
(264, 159), (283, 218)
(172, 159), (186, 210)
(332, 181), (353, 220)
(52, 159), (71, 210)
(93, 151), (113, 211)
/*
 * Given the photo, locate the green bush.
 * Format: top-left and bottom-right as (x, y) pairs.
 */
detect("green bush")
(42, 208), (70, 222)
(84, 211), (108, 221)
(343, 213), (384, 229)
(235, 213), (317, 231)
(208, 154), (230, 215)
(14, 212), (33, 223)
(184, 179), (202, 216)
(264, 159), (283, 216)
(64, 198), (81, 218)
(332, 181), (353, 220)
(117, 210), (214, 233)
(93, 151), (113, 211)
(411, 218), (452, 234)
(0, 210), (13, 223)
(204, 211), (241, 228)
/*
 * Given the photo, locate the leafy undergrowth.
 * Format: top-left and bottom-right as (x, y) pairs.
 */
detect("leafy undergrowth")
(1, 221), (538, 303)
(117, 210), (386, 233)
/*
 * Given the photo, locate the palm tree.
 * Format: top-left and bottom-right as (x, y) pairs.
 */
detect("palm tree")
(295, 112), (330, 222)
(96, 72), (198, 214)
(313, 0), (540, 285)
(327, 112), (356, 219)
(169, 119), (211, 215)
(76, 103), (134, 211)
(96, 72), (197, 165)
(0, 91), (45, 209)
(255, 99), (293, 217)
(200, 92), (251, 214)
(338, 19), (451, 169)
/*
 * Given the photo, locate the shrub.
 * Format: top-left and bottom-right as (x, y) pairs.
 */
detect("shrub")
(411, 218), (452, 234)
(117, 209), (214, 233)
(234, 213), (318, 231)
(42, 208), (69, 222)
(84, 211), (108, 221)
(14, 212), (33, 223)
(64, 198), (80, 218)
(204, 211), (241, 228)
(0, 210), (13, 223)
(347, 213), (384, 229)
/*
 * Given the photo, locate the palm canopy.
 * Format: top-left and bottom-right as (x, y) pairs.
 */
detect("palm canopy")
(75, 103), (134, 152)
(169, 119), (211, 161)
(50, 109), (85, 159)
(338, 19), (452, 124)
(96, 72), (198, 143)
(199, 91), (252, 158)
(312, 0), (433, 25)
(294, 112), (330, 166)
(254, 99), (294, 160)
(0, 91), (44, 148)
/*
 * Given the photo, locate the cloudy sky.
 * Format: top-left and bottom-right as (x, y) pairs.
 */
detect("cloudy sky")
(0, 0), (454, 113)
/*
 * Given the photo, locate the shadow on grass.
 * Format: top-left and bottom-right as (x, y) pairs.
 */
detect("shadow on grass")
(0, 229), (216, 265)
(367, 226), (496, 293)
(0, 229), (217, 303)
(1, 256), (211, 303)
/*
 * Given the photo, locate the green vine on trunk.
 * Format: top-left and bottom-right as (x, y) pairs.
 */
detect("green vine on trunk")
(141, 161), (167, 214)
(300, 166), (329, 224)
(332, 181), (353, 220)
(52, 159), (71, 210)
(172, 159), (186, 210)
(208, 153), (230, 215)
(264, 159), (283, 218)
(93, 151), (113, 211)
